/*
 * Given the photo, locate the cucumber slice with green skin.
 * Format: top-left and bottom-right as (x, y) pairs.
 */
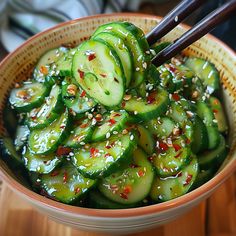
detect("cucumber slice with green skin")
(150, 155), (199, 202)
(91, 110), (129, 142)
(88, 190), (138, 209)
(55, 48), (77, 77)
(0, 137), (23, 167)
(168, 101), (188, 126)
(9, 81), (50, 113)
(92, 21), (150, 88)
(198, 135), (228, 170)
(146, 117), (176, 138)
(93, 32), (132, 87)
(3, 104), (18, 138)
(22, 146), (61, 174)
(151, 42), (171, 55)
(192, 168), (215, 189)
(209, 97), (228, 133)
(29, 109), (71, 155)
(157, 66), (175, 93)
(64, 118), (94, 148)
(123, 87), (170, 121)
(185, 57), (220, 92)
(34, 47), (68, 83)
(71, 131), (137, 179)
(27, 84), (63, 130)
(14, 125), (30, 151)
(61, 77), (96, 117)
(146, 64), (160, 86)
(196, 101), (220, 149)
(72, 39), (125, 107)
(40, 161), (96, 204)
(191, 116), (208, 154)
(137, 125), (155, 155)
(153, 136), (192, 177)
(99, 148), (154, 205)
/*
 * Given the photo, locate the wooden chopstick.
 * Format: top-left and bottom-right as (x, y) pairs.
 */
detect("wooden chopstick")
(151, 0), (236, 67)
(146, 0), (205, 45)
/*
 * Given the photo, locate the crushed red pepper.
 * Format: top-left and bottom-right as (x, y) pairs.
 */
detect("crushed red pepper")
(123, 185), (132, 194)
(88, 53), (96, 61)
(120, 192), (128, 200)
(147, 91), (156, 104)
(108, 118), (116, 126)
(174, 151), (183, 158)
(184, 174), (193, 186)
(50, 170), (60, 177)
(80, 123), (88, 128)
(56, 146), (72, 156)
(63, 171), (68, 183)
(172, 93), (180, 101)
(78, 69), (84, 79)
(173, 143), (181, 152)
(80, 90), (86, 98)
(90, 147), (99, 158)
(159, 142), (169, 152)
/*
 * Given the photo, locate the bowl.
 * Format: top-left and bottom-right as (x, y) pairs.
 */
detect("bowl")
(0, 13), (235, 235)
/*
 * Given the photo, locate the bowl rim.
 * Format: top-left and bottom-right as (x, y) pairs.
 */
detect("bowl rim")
(0, 12), (235, 218)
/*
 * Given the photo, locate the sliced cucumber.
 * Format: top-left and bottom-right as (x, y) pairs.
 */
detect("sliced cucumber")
(192, 168), (215, 189)
(41, 161), (96, 204)
(3, 104), (18, 138)
(22, 146), (61, 174)
(91, 110), (129, 142)
(209, 96), (228, 133)
(146, 64), (160, 86)
(150, 156), (199, 202)
(185, 57), (220, 92)
(9, 81), (50, 113)
(198, 135), (228, 170)
(137, 125), (154, 155)
(27, 84), (63, 129)
(151, 42), (171, 55)
(33, 47), (68, 82)
(0, 136), (23, 167)
(72, 39), (125, 107)
(157, 65), (175, 93)
(64, 118), (94, 148)
(153, 136), (191, 177)
(88, 190), (137, 209)
(55, 48), (77, 77)
(61, 77), (96, 116)
(71, 131), (137, 178)
(99, 148), (154, 205)
(93, 32), (132, 87)
(14, 125), (30, 151)
(196, 101), (220, 149)
(146, 117), (175, 138)
(29, 110), (70, 154)
(191, 116), (208, 154)
(123, 87), (169, 121)
(92, 21), (150, 88)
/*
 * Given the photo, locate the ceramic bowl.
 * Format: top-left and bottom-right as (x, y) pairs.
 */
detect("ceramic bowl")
(0, 13), (235, 235)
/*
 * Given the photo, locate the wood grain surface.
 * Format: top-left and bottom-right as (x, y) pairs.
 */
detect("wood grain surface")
(0, 172), (235, 236)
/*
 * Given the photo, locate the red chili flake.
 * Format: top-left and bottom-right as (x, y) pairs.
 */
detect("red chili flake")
(184, 174), (193, 186)
(176, 172), (183, 177)
(31, 115), (37, 120)
(80, 90), (86, 98)
(60, 125), (66, 129)
(147, 91), (156, 104)
(104, 153), (111, 158)
(78, 69), (84, 79)
(159, 142), (169, 152)
(50, 170), (60, 177)
(108, 118), (116, 126)
(80, 123), (88, 128)
(172, 93), (180, 101)
(105, 141), (116, 149)
(213, 109), (218, 114)
(88, 53), (96, 61)
(56, 146), (72, 156)
(121, 101), (126, 108)
(138, 169), (144, 177)
(63, 171), (68, 183)
(169, 65), (177, 73)
(173, 143), (181, 152)
(213, 99), (219, 105)
(186, 138), (191, 144)
(74, 187), (80, 194)
(113, 113), (121, 117)
(100, 74), (106, 78)
(40, 65), (48, 75)
(120, 192), (128, 200)
(123, 185), (132, 194)
(90, 147), (99, 158)
(148, 156), (154, 162)
(174, 151), (183, 158)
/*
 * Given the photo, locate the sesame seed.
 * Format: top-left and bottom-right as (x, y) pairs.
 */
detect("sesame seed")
(69, 152), (74, 156)
(106, 132), (111, 139)
(130, 134), (134, 140)
(145, 50), (150, 54)
(213, 119), (218, 123)
(136, 67), (140, 71)
(174, 15), (178, 22)
(80, 142), (85, 145)
(143, 62), (147, 69)
(134, 111), (138, 115)
(113, 131), (118, 135)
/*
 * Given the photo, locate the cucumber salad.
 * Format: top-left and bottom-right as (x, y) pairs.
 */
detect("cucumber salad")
(1, 21), (229, 208)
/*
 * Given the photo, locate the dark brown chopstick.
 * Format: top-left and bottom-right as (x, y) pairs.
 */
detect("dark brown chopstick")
(146, 0), (205, 45)
(151, 0), (236, 67)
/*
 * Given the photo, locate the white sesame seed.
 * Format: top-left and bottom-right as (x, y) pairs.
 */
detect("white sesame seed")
(145, 50), (150, 54)
(134, 111), (138, 115)
(174, 15), (178, 22)
(80, 142), (85, 145)
(69, 152), (74, 156)
(136, 67), (140, 71)
(113, 131), (118, 135)
(106, 132), (111, 139)
(106, 26), (112, 30)
(143, 62), (147, 69)
(130, 134), (134, 140)
(213, 119), (218, 123)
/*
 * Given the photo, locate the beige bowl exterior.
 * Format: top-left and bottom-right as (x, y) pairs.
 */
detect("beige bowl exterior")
(0, 13), (235, 234)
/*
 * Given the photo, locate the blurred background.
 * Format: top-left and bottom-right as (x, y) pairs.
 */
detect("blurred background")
(0, 0), (235, 54)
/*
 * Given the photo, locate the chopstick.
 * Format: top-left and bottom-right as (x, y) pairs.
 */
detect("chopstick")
(149, 0), (236, 67)
(146, 0), (205, 45)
